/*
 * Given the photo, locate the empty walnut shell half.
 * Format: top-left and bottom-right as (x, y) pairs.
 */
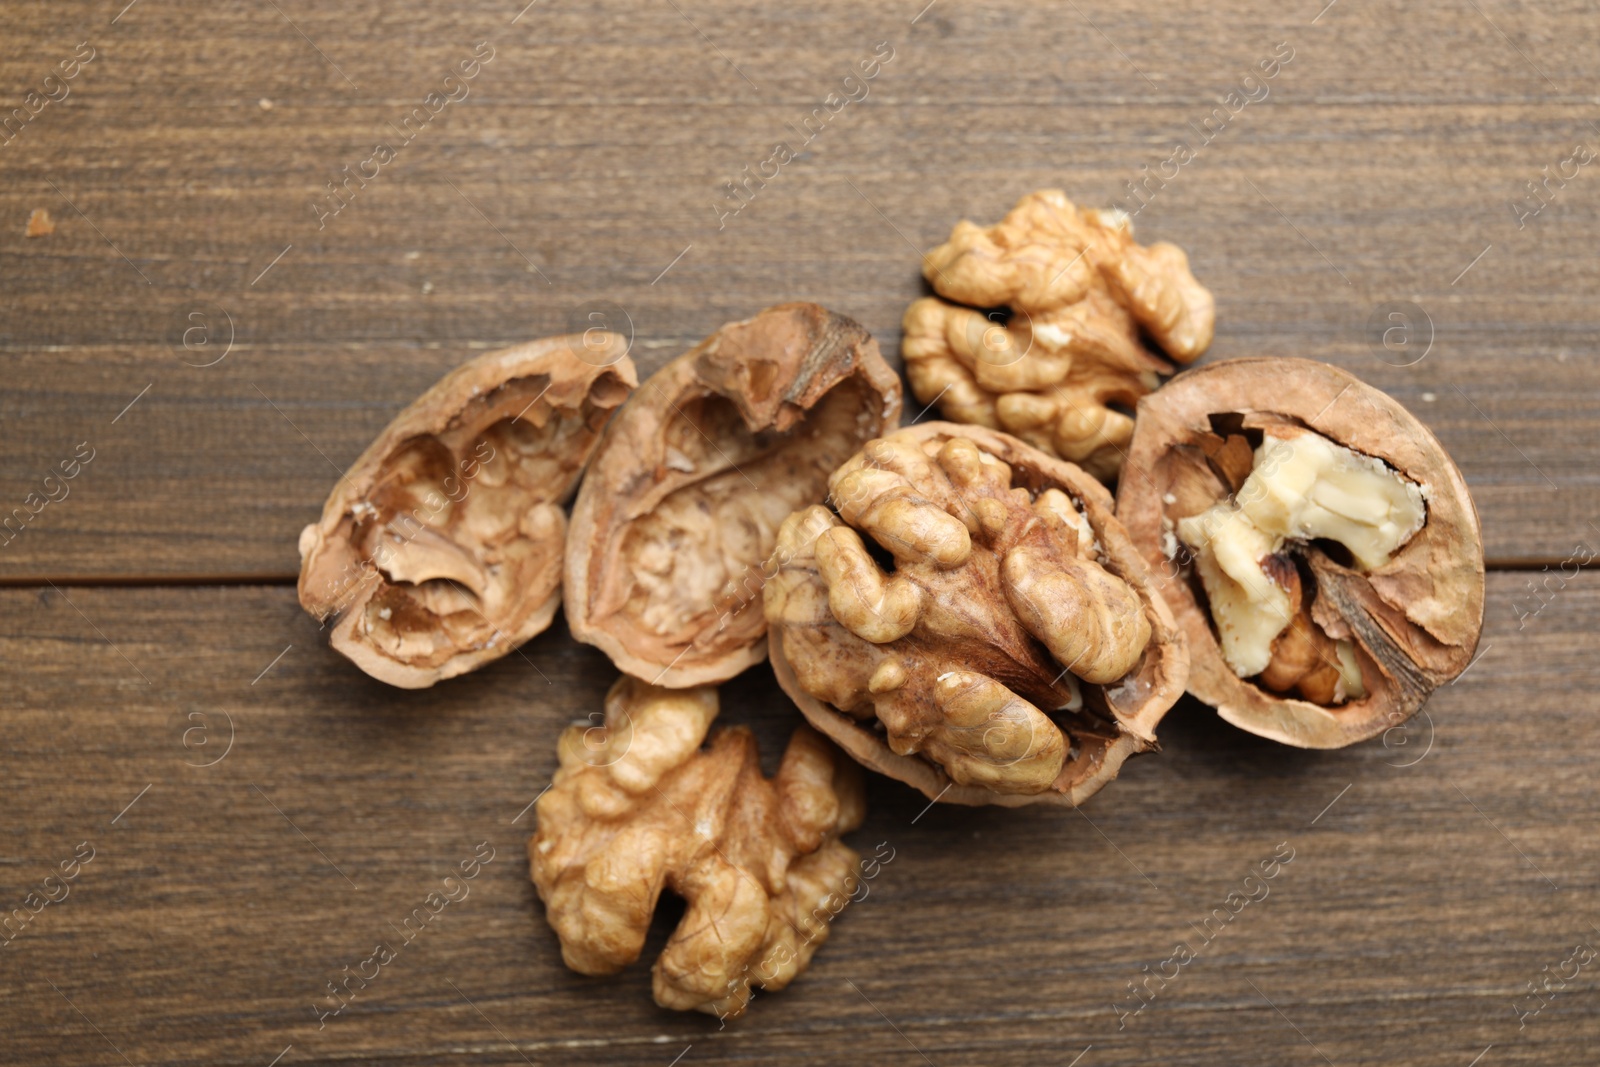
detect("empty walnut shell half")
(298, 334), (637, 688)
(765, 422), (1187, 807)
(565, 303), (902, 688)
(1116, 358), (1485, 748)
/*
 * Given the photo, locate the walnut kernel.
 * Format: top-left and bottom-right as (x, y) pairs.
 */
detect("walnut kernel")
(765, 422), (1187, 806)
(1177, 425), (1425, 693)
(530, 676), (865, 1018)
(902, 190), (1215, 480)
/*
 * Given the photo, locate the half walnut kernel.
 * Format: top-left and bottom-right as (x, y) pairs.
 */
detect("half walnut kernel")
(297, 334), (637, 688)
(530, 676), (865, 1019)
(1116, 358), (1485, 748)
(902, 189), (1215, 481)
(565, 303), (903, 689)
(765, 422), (1187, 808)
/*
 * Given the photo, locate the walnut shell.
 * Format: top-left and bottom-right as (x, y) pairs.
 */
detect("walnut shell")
(766, 422), (1187, 808)
(298, 334), (637, 688)
(565, 303), (903, 688)
(530, 675), (865, 1019)
(902, 190), (1214, 481)
(1116, 358), (1485, 748)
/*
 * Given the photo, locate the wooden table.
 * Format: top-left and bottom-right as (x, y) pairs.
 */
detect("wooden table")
(3, 1), (1596, 1063)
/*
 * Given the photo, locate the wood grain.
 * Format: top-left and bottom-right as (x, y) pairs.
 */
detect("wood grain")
(0, 575), (1593, 1066)
(1, 0), (1598, 576)
(2, 1), (1597, 1064)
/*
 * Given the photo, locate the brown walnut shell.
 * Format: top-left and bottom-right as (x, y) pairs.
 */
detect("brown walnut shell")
(1116, 358), (1485, 748)
(766, 422), (1188, 808)
(565, 303), (902, 688)
(298, 334), (637, 688)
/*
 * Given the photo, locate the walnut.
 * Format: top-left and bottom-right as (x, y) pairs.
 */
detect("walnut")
(530, 676), (865, 1018)
(902, 189), (1215, 481)
(298, 335), (636, 687)
(1117, 358), (1485, 748)
(764, 422), (1187, 806)
(565, 303), (902, 688)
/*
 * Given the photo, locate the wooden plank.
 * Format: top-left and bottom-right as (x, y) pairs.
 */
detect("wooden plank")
(0, 573), (1593, 1065)
(3, 1), (1597, 1060)
(2, 1), (1598, 576)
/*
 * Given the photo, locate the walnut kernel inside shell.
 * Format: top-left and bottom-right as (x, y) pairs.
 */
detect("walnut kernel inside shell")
(766, 422), (1187, 807)
(1117, 358), (1485, 748)
(1178, 424), (1427, 703)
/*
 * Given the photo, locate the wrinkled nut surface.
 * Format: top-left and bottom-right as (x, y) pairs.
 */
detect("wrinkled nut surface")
(530, 676), (865, 1019)
(765, 422), (1187, 807)
(566, 303), (902, 688)
(298, 335), (636, 688)
(902, 189), (1215, 481)
(1116, 358), (1485, 748)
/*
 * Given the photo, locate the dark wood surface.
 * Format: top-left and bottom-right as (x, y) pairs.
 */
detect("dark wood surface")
(2, 1), (1597, 1064)
(3, 580), (1596, 1067)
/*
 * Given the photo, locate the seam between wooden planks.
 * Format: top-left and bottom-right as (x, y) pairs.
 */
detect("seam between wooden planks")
(0, 572), (298, 588)
(0, 559), (1580, 589)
